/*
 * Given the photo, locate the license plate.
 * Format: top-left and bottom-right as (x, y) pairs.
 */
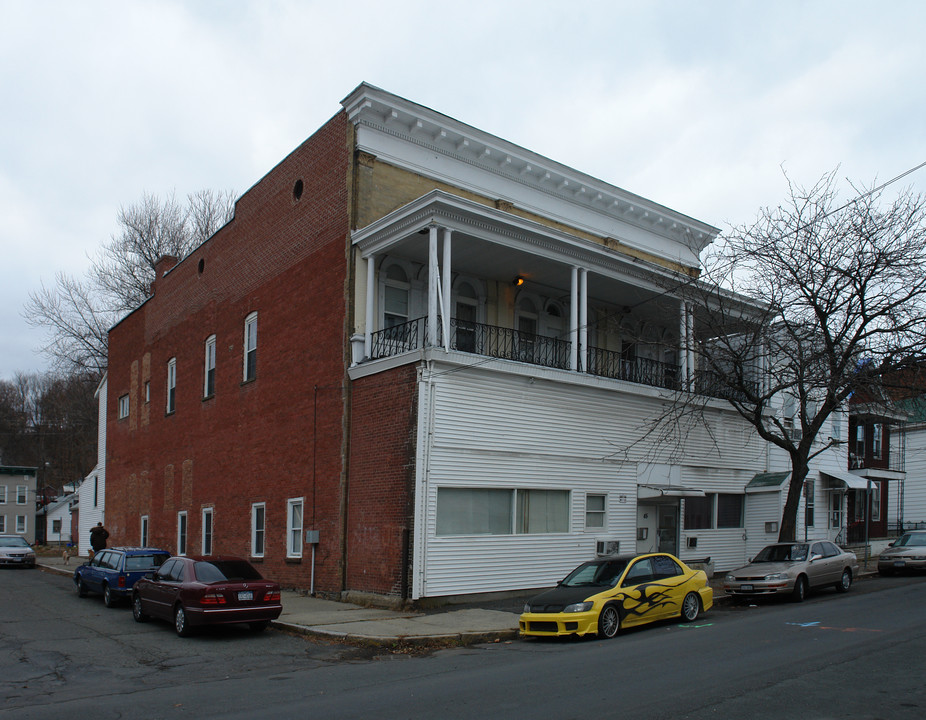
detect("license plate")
(894, 560), (906, 567)
(238, 591), (253, 601)
(740, 584), (754, 591)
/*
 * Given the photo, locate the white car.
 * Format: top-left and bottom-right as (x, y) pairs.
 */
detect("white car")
(0, 535), (37, 568)
(878, 531), (926, 575)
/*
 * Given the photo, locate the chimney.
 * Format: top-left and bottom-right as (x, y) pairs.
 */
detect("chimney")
(150, 255), (180, 296)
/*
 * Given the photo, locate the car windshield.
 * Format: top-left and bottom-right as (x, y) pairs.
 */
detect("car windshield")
(125, 554), (168, 571)
(894, 533), (926, 547)
(560, 559), (629, 588)
(194, 560), (264, 583)
(0, 537), (30, 548)
(753, 544), (809, 562)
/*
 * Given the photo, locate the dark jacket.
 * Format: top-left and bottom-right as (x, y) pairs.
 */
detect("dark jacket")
(89, 525), (109, 551)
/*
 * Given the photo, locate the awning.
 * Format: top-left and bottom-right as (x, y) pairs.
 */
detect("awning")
(637, 484), (706, 500)
(821, 469), (871, 491)
(745, 471), (790, 493)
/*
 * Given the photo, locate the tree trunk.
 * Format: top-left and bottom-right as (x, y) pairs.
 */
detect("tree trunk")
(778, 457), (810, 542)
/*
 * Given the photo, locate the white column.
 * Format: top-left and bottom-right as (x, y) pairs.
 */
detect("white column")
(442, 228), (452, 351)
(364, 254), (376, 359)
(687, 304), (695, 387)
(679, 301), (688, 383)
(579, 268), (588, 372)
(428, 225), (439, 347)
(569, 266), (578, 371)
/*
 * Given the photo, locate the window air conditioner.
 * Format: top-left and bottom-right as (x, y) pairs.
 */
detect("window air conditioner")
(596, 538), (620, 556)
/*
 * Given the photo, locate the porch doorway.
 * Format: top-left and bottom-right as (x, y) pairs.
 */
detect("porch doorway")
(636, 503), (679, 555)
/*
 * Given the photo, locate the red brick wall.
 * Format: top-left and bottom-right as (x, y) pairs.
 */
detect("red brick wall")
(346, 365), (418, 596)
(106, 111), (352, 592)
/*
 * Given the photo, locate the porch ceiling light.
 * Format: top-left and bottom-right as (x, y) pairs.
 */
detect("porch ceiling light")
(513, 276), (525, 286)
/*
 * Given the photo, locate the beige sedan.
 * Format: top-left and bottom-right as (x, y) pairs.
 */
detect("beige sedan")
(724, 541), (859, 602)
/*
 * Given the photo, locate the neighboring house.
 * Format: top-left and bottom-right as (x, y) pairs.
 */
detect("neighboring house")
(0, 466), (37, 544)
(77, 374), (107, 557)
(897, 393), (926, 529)
(38, 493), (78, 544)
(104, 83), (845, 601)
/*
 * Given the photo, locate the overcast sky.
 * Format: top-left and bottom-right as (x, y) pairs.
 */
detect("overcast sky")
(2, 1), (924, 381)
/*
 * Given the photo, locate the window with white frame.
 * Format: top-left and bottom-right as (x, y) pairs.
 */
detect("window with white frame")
(16, 486), (27, 504)
(871, 481), (882, 521)
(16, 515), (26, 533)
(804, 481), (815, 527)
(831, 412), (842, 442)
(243, 313), (258, 382)
(0, 485), (6, 503)
(177, 511), (187, 555)
(140, 515), (149, 547)
(118, 394), (129, 419)
(717, 494), (745, 528)
(167, 358), (177, 413)
(585, 494), (607, 530)
(287, 498), (303, 558)
(855, 424), (865, 459)
(382, 264), (410, 329)
(873, 423), (883, 460)
(435, 488), (570, 536)
(251, 503), (265, 557)
(0, 515), (5, 532)
(202, 507), (213, 555)
(204, 335), (216, 397)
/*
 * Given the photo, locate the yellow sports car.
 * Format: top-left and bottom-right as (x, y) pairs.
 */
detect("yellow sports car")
(519, 552), (713, 639)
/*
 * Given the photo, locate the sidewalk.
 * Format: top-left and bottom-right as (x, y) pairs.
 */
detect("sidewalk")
(36, 555), (521, 647)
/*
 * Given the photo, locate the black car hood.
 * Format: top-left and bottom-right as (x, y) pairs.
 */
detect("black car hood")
(526, 585), (605, 612)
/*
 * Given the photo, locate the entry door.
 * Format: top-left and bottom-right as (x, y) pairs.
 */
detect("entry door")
(636, 505), (658, 554)
(657, 506), (678, 555)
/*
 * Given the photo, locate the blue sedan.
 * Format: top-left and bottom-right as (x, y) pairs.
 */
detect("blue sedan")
(75, 547), (171, 607)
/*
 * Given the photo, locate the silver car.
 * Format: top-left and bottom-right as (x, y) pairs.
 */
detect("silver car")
(877, 531), (926, 576)
(724, 541), (859, 602)
(0, 535), (37, 568)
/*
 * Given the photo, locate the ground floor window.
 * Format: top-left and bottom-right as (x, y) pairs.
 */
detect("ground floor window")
(287, 498), (303, 558)
(585, 494), (606, 530)
(202, 508), (213, 555)
(684, 496), (713, 530)
(252, 503), (265, 557)
(871, 481), (882, 521)
(177, 512), (187, 555)
(140, 515), (149, 547)
(16, 515), (26, 534)
(804, 480), (815, 527)
(436, 487), (569, 536)
(0, 515), (5, 532)
(717, 494), (745, 528)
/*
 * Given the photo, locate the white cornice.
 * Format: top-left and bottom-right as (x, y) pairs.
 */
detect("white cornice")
(341, 83), (720, 256)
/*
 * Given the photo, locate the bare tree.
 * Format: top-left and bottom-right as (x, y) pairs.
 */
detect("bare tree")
(679, 171), (926, 541)
(24, 190), (235, 375)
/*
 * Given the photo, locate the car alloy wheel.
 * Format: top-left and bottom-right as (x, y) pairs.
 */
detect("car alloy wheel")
(103, 584), (116, 608)
(174, 605), (192, 637)
(132, 594), (148, 623)
(836, 569), (852, 593)
(792, 576), (808, 603)
(76, 578), (87, 598)
(598, 605), (620, 639)
(681, 592), (700, 622)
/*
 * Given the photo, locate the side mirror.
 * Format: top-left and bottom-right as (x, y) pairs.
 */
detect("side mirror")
(810, 554), (823, 563)
(888, 541), (896, 547)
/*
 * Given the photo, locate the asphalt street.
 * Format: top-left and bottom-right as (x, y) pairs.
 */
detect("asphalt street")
(2, 567), (925, 719)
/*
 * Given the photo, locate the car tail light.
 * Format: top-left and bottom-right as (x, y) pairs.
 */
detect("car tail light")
(264, 589), (281, 602)
(118, 576), (126, 588)
(201, 592), (227, 605)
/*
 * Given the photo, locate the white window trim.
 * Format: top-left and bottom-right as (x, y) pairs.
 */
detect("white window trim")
(0, 515), (5, 532)
(243, 312), (258, 382)
(585, 493), (607, 531)
(204, 335), (216, 397)
(140, 515), (149, 547)
(167, 358), (177, 413)
(16, 515), (27, 534)
(287, 497), (304, 558)
(251, 502), (266, 558)
(177, 511), (188, 556)
(16, 485), (28, 505)
(201, 507), (214, 555)
(118, 394), (129, 419)
(0, 485), (7, 504)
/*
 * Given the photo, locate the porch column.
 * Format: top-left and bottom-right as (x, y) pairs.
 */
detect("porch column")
(679, 301), (688, 384)
(428, 225), (439, 347)
(364, 254), (376, 360)
(569, 266), (578, 370)
(579, 268), (588, 372)
(442, 228), (452, 351)
(687, 304), (695, 387)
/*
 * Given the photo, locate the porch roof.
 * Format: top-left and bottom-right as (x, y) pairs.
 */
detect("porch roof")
(638, 484), (706, 499)
(745, 471), (790, 493)
(821, 469), (871, 491)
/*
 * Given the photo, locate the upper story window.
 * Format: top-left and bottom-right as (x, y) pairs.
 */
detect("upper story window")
(16, 485), (27, 505)
(118, 394), (129, 419)
(872, 423), (883, 460)
(166, 358), (177, 413)
(243, 313), (258, 382)
(0, 485), (6, 503)
(383, 264), (410, 329)
(855, 424), (865, 459)
(204, 335), (216, 398)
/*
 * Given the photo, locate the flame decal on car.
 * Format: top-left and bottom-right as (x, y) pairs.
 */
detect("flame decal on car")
(618, 582), (677, 618)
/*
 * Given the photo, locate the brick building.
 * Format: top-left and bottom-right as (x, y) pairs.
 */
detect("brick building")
(106, 84), (848, 602)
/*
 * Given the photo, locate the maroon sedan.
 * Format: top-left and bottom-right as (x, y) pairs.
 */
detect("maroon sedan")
(132, 555), (282, 636)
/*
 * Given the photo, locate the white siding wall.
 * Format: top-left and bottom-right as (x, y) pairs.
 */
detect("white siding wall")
(904, 425), (926, 525)
(415, 363), (769, 597)
(78, 377), (107, 557)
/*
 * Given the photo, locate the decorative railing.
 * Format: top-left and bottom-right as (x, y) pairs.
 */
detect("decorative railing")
(369, 316), (753, 401)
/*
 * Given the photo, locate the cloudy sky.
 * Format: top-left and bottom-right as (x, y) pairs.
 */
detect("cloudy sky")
(2, 1), (924, 380)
